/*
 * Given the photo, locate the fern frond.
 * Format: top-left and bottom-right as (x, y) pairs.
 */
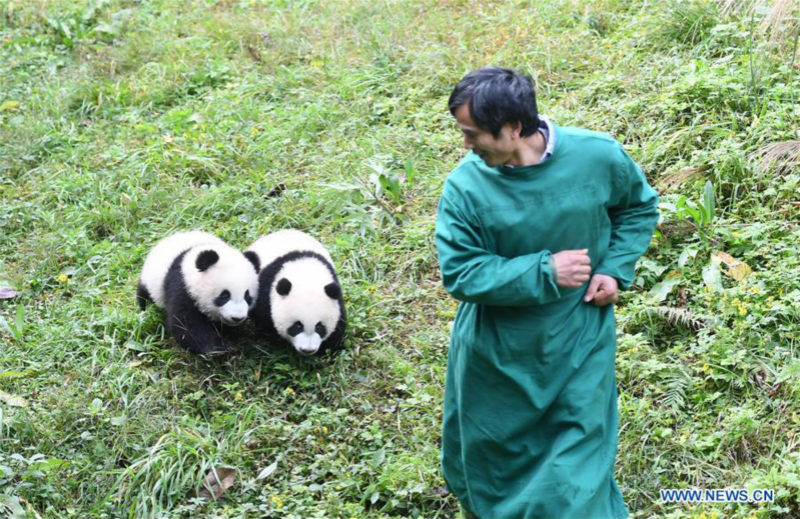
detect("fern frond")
(643, 305), (708, 330)
(662, 368), (693, 411)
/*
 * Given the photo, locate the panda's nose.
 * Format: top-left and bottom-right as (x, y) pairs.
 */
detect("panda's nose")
(230, 316), (246, 324)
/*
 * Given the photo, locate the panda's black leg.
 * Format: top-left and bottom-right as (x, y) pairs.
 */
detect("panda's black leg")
(167, 308), (229, 354)
(136, 282), (152, 310)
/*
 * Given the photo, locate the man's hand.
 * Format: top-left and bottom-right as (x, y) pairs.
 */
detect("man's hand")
(551, 249), (591, 288)
(583, 273), (618, 306)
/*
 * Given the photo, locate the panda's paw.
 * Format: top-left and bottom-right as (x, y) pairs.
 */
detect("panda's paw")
(194, 341), (231, 355)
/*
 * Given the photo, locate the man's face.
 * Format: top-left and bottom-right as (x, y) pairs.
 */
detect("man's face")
(454, 103), (516, 167)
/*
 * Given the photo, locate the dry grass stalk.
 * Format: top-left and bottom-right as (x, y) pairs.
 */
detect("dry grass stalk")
(719, 0), (800, 41)
(749, 140), (800, 175)
(658, 166), (705, 192)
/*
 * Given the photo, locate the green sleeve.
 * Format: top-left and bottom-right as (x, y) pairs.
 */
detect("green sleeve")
(594, 144), (659, 290)
(435, 188), (561, 306)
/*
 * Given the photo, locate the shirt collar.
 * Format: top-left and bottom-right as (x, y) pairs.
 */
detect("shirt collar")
(500, 115), (556, 167)
(538, 114), (556, 163)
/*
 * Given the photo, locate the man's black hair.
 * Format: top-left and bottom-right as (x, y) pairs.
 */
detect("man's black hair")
(448, 67), (540, 138)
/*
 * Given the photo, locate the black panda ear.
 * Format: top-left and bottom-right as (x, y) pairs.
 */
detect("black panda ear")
(196, 250), (219, 272)
(324, 282), (340, 300)
(276, 278), (292, 296)
(243, 251), (260, 273)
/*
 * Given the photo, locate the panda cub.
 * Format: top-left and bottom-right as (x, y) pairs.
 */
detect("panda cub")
(246, 229), (346, 356)
(137, 230), (259, 354)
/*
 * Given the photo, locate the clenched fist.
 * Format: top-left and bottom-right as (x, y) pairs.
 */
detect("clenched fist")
(583, 273), (618, 306)
(551, 249), (591, 288)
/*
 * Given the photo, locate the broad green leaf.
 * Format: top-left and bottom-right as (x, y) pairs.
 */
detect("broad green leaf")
(0, 495), (25, 519)
(648, 274), (682, 303)
(702, 261), (723, 291)
(701, 180), (715, 226)
(678, 246), (699, 268)
(404, 157), (416, 185)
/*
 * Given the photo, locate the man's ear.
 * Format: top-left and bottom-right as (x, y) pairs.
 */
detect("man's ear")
(507, 121), (523, 139)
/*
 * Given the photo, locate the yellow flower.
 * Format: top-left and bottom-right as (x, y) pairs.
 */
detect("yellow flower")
(234, 391), (243, 401)
(271, 495), (283, 509)
(285, 387), (295, 396)
(58, 274), (69, 283)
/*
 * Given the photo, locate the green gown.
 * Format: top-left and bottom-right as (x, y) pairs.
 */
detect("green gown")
(435, 125), (659, 519)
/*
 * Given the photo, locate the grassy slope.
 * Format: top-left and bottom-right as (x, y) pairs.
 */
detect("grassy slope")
(1, 0), (799, 517)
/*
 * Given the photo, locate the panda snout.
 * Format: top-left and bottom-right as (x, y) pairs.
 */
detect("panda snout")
(221, 312), (248, 326)
(291, 331), (323, 356)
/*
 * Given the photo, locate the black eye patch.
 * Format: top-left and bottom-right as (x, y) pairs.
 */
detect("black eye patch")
(214, 290), (231, 306)
(276, 278), (292, 296)
(315, 322), (327, 337)
(244, 290), (252, 305)
(287, 321), (303, 337)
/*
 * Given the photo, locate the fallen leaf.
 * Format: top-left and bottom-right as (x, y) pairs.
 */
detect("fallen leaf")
(0, 390), (29, 407)
(0, 287), (18, 299)
(712, 251), (753, 282)
(0, 370), (35, 380)
(0, 100), (20, 112)
(256, 461), (278, 480)
(197, 467), (236, 501)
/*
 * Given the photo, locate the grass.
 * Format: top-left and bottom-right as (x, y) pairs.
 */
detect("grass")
(2, 0), (800, 517)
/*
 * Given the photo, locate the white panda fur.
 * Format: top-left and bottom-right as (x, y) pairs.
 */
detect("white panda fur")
(139, 231), (227, 307)
(137, 230), (259, 353)
(245, 229), (333, 272)
(246, 230), (345, 356)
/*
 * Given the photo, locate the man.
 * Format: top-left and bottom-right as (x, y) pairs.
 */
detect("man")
(434, 67), (659, 519)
